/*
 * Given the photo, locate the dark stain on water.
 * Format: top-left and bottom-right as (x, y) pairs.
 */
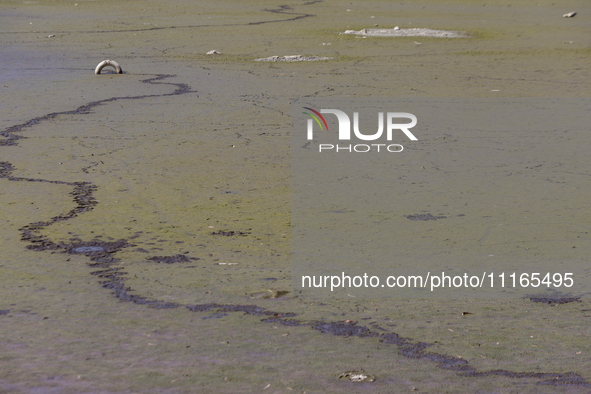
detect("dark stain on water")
(313, 321), (375, 337)
(405, 213), (447, 221)
(72, 246), (110, 253)
(0, 74), (192, 147)
(304, 319), (590, 386)
(462, 370), (590, 386)
(147, 254), (199, 264)
(261, 317), (304, 327)
(2, 74), (590, 389)
(248, 3), (315, 26)
(529, 296), (581, 304)
(0, 3), (318, 35)
(201, 313), (228, 320)
(66, 240), (129, 256)
(211, 230), (250, 236)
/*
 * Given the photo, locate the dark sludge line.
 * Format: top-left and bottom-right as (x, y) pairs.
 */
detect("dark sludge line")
(0, 3), (319, 35)
(2, 75), (590, 390)
(249, 4), (314, 26)
(0, 161), (97, 251)
(1, 74), (192, 250)
(1, 74), (192, 146)
(63, 245), (591, 389)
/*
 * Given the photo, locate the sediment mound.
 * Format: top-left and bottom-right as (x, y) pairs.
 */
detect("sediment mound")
(342, 28), (468, 38)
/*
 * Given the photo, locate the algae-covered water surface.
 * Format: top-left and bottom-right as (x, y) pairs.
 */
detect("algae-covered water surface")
(1, 0), (590, 392)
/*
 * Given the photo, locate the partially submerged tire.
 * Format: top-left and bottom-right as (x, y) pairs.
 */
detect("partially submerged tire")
(95, 60), (123, 75)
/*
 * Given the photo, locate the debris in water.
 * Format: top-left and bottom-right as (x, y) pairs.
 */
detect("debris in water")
(254, 55), (334, 62)
(94, 59), (122, 74)
(342, 28), (467, 38)
(339, 370), (376, 383)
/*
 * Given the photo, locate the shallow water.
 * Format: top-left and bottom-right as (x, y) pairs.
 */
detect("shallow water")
(1, 0), (591, 392)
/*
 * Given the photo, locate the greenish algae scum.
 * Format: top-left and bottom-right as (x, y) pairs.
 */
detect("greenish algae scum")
(1, 0), (590, 392)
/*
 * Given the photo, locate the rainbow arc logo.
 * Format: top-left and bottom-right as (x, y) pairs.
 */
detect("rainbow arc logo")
(303, 107), (328, 138)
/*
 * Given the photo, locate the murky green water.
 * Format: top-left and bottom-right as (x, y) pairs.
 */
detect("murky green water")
(1, 0), (590, 392)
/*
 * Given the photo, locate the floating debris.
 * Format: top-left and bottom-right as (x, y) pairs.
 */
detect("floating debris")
(254, 55), (334, 62)
(95, 59), (122, 74)
(339, 370), (376, 383)
(342, 28), (468, 38)
(206, 49), (221, 55)
(563, 11), (577, 18)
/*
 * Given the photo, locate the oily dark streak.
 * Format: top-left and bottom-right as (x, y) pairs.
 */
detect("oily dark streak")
(147, 254), (199, 264)
(529, 296), (581, 305)
(1, 74), (191, 146)
(0, 2), (318, 35)
(249, 4), (314, 26)
(1, 78), (589, 389)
